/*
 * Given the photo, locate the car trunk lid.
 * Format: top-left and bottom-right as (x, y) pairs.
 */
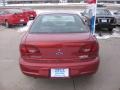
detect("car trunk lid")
(20, 33), (98, 63)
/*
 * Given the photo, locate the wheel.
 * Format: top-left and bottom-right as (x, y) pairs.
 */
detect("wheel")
(23, 23), (27, 26)
(108, 28), (113, 34)
(98, 31), (102, 36)
(5, 21), (11, 28)
(33, 17), (35, 20)
(95, 28), (102, 36)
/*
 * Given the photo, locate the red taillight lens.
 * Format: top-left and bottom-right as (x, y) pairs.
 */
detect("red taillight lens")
(91, 42), (99, 53)
(79, 42), (99, 60)
(20, 44), (28, 54)
(80, 44), (92, 53)
(20, 44), (40, 58)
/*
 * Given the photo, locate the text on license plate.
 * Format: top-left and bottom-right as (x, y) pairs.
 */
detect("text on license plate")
(102, 19), (107, 22)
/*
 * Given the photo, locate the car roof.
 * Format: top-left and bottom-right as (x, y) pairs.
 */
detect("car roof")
(38, 11), (81, 16)
(97, 8), (107, 10)
(85, 7), (108, 11)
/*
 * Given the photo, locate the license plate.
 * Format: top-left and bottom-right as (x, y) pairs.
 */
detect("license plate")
(51, 68), (69, 78)
(101, 19), (107, 23)
(20, 19), (24, 22)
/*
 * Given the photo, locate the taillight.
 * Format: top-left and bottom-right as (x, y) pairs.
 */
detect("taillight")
(20, 44), (28, 54)
(20, 44), (40, 58)
(79, 42), (99, 60)
(80, 44), (91, 53)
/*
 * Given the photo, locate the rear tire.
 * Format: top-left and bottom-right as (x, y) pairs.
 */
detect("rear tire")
(98, 31), (102, 36)
(108, 28), (113, 34)
(33, 17), (35, 20)
(96, 28), (102, 36)
(5, 21), (11, 28)
(23, 23), (27, 26)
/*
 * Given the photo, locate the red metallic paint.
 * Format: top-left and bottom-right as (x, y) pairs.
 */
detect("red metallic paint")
(0, 9), (29, 25)
(20, 32), (100, 78)
(22, 9), (37, 19)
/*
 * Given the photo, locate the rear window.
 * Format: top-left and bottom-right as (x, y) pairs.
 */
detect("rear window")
(96, 9), (111, 15)
(30, 13), (88, 33)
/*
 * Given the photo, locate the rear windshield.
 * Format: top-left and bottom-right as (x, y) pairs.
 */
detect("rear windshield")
(29, 13), (88, 33)
(96, 9), (111, 15)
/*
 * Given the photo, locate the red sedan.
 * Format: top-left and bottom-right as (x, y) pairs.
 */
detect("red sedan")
(0, 9), (29, 28)
(85, 0), (96, 3)
(21, 8), (37, 20)
(19, 12), (100, 78)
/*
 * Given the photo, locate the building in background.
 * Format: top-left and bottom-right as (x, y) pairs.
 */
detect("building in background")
(98, 0), (120, 4)
(1, 0), (120, 4)
(5, 0), (82, 4)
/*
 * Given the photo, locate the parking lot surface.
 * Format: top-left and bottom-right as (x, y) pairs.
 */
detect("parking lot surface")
(0, 8), (120, 90)
(0, 25), (120, 90)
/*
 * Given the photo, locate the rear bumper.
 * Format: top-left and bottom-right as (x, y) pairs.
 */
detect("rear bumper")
(96, 23), (116, 29)
(19, 57), (100, 78)
(9, 19), (28, 25)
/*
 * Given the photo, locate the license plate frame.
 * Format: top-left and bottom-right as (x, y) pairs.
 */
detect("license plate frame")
(51, 68), (69, 78)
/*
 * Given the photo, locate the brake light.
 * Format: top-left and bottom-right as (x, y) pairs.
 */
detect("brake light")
(79, 42), (99, 60)
(20, 44), (28, 54)
(80, 44), (91, 53)
(20, 44), (40, 57)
